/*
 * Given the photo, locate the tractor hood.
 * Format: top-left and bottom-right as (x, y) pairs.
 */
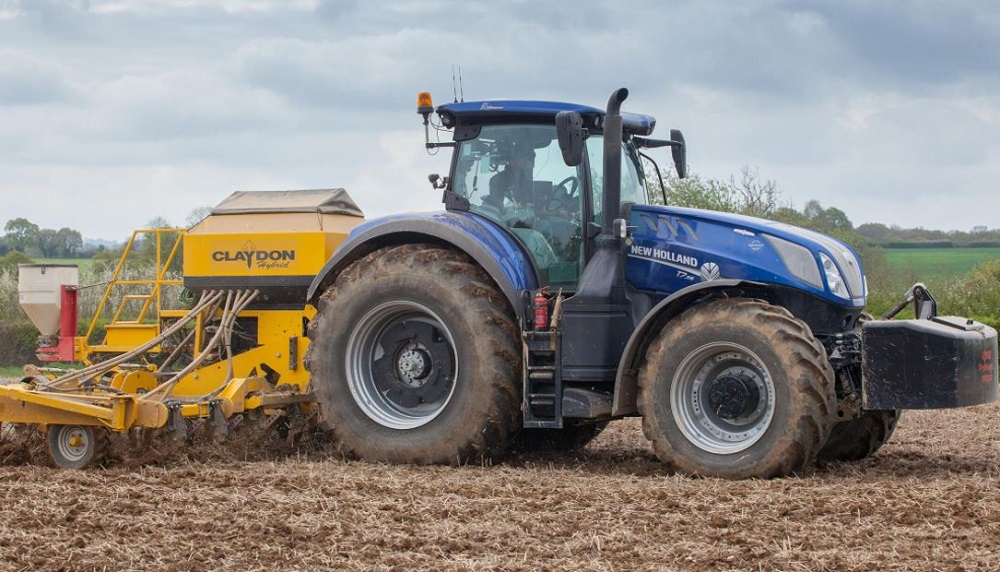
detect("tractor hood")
(626, 204), (866, 308)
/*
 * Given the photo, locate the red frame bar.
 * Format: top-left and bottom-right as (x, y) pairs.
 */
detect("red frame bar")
(37, 285), (77, 362)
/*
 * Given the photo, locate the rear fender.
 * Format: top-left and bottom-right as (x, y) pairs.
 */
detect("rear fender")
(306, 212), (538, 317)
(612, 280), (766, 416)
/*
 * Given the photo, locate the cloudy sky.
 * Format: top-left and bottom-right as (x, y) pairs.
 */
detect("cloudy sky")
(1, 0), (998, 241)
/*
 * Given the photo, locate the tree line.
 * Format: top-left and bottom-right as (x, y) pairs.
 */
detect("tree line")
(1, 207), (213, 265)
(646, 166), (895, 288)
(647, 166), (999, 249)
(855, 223), (1000, 247)
(648, 166), (860, 241)
(1, 218), (87, 259)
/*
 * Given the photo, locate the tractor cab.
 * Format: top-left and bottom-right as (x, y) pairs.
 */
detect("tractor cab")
(421, 97), (654, 290)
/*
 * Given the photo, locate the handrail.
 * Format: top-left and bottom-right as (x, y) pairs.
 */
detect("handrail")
(84, 228), (187, 346)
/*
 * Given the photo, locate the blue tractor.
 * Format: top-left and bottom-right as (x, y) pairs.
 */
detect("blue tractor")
(304, 88), (997, 478)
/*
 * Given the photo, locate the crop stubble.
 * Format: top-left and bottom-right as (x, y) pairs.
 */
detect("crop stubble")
(1, 403), (999, 571)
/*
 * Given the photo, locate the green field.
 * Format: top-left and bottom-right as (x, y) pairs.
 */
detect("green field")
(0, 366), (22, 379)
(883, 247), (1000, 279)
(35, 257), (95, 272)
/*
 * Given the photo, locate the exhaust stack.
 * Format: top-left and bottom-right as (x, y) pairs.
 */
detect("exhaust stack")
(601, 87), (628, 236)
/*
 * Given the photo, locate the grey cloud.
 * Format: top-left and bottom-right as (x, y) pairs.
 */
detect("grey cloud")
(0, 49), (79, 105)
(15, 0), (90, 20)
(789, 1), (1000, 91)
(10, 0), (100, 39)
(314, 0), (359, 22)
(235, 29), (505, 117)
(1, 0), (998, 238)
(91, 70), (289, 140)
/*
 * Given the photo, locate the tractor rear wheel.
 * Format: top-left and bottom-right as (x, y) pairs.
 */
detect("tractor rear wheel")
(638, 299), (835, 479)
(306, 244), (521, 465)
(818, 410), (901, 462)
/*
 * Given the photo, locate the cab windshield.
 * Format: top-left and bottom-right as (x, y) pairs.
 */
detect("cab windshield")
(586, 137), (647, 225)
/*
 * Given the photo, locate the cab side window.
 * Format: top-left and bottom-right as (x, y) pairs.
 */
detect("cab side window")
(454, 125), (585, 288)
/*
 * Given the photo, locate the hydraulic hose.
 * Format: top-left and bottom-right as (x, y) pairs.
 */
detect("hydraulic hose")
(41, 290), (226, 390)
(139, 289), (259, 403)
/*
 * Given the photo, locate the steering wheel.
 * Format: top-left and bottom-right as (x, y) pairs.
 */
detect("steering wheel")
(555, 176), (580, 198)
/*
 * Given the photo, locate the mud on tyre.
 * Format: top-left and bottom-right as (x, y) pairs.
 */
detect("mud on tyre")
(638, 298), (836, 479)
(306, 244), (521, 465)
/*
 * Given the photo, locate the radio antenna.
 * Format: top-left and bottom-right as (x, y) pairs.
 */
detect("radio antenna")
(458, 66), (464, 102)
(452, 65), (458, 103)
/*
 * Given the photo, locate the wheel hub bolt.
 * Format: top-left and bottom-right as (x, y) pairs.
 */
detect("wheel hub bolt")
(709, 372), (760, 421)
(397, 347), (431, 386)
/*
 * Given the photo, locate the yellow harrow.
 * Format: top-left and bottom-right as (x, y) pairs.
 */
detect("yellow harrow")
(1, 288), (311, 467)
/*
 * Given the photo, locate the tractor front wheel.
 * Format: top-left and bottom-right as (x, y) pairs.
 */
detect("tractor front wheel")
(638, 299), (835, 479)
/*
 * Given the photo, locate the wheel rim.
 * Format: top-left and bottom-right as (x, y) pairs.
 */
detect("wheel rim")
(346, 300), (458, 429)
(54, 425), (92, 464)
(671, 342), (775, 454)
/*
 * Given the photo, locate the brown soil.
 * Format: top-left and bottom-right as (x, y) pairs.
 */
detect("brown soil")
(2, 404), (1000, 571)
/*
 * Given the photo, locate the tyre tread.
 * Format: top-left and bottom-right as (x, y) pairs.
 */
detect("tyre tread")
(637, 298), (835, 479)
(306, 244), (521, 465)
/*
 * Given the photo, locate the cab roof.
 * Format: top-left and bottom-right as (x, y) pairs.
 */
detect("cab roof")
(436, 100), (656, 136)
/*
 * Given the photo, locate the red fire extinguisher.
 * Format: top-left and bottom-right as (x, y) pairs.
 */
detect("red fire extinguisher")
(533, 289), (549, 330)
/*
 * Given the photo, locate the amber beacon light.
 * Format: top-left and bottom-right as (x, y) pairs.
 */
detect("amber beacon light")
(417, 92), (434, 116)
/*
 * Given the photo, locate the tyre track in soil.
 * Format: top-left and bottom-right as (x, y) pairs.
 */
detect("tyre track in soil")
(0, 402), (999, 571)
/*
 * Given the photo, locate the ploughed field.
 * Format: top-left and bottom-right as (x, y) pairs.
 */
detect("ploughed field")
(1, 403), (999, 571)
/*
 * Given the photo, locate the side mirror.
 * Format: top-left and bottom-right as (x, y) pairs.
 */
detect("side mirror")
(556, 111), (587, 167)
(670, 129), (687, 179)
(428, 173), (448, 190)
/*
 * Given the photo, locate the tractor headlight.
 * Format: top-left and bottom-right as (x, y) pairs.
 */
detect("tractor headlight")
(764, 226), (866, 306)
(764, 235), (823, 289)
(819, 252), (850, 300)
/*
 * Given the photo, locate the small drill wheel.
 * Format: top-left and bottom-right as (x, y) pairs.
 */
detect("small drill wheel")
(0, 422), (17, 442)
(47, 425), (107, 469)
